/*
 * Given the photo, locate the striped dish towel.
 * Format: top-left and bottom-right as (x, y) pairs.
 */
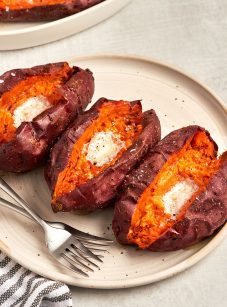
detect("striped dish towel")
(0, 251), (72, 307)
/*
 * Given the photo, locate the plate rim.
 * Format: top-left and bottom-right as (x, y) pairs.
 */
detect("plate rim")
(68, 53), (227, 114)
(0, 0), (131, 36)
(0, 53), (226, 289)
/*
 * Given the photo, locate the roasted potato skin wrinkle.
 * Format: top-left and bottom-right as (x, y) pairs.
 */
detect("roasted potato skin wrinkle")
(0, 62), (94, 172)
(0, 0), (104, 21)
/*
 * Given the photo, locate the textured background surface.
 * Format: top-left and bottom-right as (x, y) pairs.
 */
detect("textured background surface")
(0, 0), (227, 306)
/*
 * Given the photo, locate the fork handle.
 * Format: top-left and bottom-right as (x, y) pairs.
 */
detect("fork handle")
(0, 197), (32, 220)
(0, 177), (47, 229)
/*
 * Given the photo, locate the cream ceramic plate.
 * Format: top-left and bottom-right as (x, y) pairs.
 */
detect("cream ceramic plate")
(0, 0), (131, 50)
(0, 55), (226, 289)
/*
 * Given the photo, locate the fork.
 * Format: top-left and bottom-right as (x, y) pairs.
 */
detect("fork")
(0, 177), (113, 277)
(0, 196), (112, 257)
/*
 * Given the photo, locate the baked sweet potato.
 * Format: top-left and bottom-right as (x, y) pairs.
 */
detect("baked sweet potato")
(0, 0), (104, 21)
(45, 98), (161, 213)
(112, 126), (227, 251)
(0, 62), (94, 172)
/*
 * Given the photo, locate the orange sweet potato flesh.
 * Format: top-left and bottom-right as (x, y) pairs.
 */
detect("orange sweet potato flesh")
(0, 1), (68, 10)
(53, 100), (143, 203)
(127, 131), (220, 249)
(0, 63), (71, 144)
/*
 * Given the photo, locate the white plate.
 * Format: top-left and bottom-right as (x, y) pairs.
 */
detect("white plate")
(0, 55), (226, 289)
(0, 0), (131, 50)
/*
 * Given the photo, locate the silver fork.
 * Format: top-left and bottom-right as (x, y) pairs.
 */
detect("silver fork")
(0, 177), (113, 277)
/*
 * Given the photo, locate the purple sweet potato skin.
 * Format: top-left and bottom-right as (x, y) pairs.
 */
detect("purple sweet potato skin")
(45, 98), (161, 212)
(112, 126), (226, 251)
(0, 0), (104, 22)
(0, 63), (94, 172)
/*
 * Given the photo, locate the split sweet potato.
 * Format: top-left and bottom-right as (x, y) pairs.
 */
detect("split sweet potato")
(112, 126), (227, 251)
(45, 98), (161, 213)
(0, 62), (94, 172)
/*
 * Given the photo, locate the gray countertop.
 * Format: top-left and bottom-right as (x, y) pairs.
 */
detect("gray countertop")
(1, 0), (226, 306)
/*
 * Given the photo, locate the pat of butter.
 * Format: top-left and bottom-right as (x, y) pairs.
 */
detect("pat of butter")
(162, 179), (198, 219)
(13, 96), (51, 128)
(84, 131), (125, 167)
